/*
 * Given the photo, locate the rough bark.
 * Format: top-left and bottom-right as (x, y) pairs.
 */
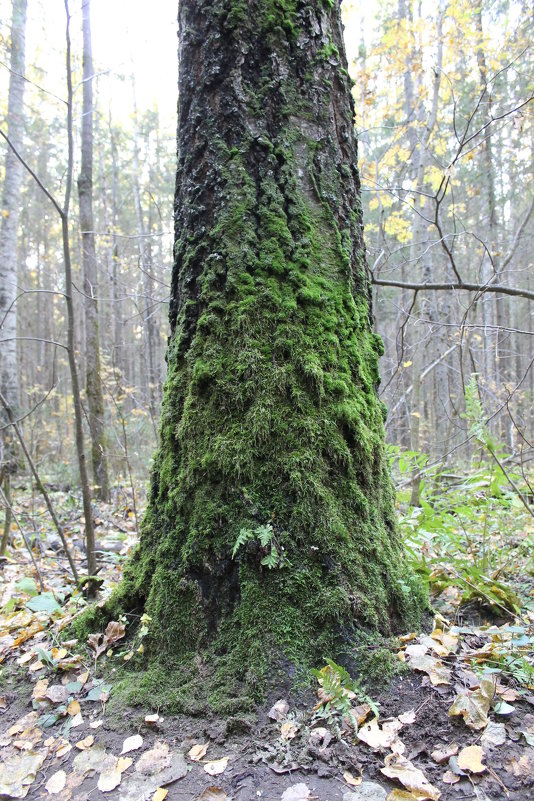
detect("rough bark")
(0, 0), (27, 461)
(100, 0), (425, 710)
(78, 0), (110, 502)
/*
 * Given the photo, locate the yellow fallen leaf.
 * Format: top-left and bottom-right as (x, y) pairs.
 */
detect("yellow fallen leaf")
(51, 647), (67, 661)
(188, 742), (209, 761)
(387, 791), (422, 800)
(67, 699), (81, 716)
(457, 745), (486, 774)
(442, 770), (460, 785)
(32, 679), (48, 700)
(204, 757), (229, 776)
(75, 735), (94, 750)
(98, 768), (122, 792)
(117, 756), (132, 773)
(29, 660), (45, 672)
(152, 789), (168, 801)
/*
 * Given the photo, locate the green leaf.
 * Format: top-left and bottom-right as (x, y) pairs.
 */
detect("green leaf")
(25, 592), (62, 614)
(15, 578), (39, 597)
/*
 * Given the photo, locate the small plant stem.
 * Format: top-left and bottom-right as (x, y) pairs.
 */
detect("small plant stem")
(0, 391), (79, 583)
(0, 484), (45, 589)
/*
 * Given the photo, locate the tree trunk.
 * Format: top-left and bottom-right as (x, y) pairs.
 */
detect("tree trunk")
(107, 0), (425, 710)
(78, 0), (110, 502)
(0, 0), (27, 472)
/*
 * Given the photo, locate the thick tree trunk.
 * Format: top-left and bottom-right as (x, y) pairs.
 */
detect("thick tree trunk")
(0, 0), (27, 465)
(108, 0), (424, 710)
(78, 0), (110, 502)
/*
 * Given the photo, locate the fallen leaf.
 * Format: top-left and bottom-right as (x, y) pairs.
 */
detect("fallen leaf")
(98, 768), (122, 792)
(45, 769), (66, 794)
(448, 678), (494, 730)
(121, 734), (143, 754)
(70, 712), (83, 728)
(357, 718), (403, 750)
(399, 710), (416, 725)
(188, 742), (208, 761)
(152, 789), (168, 801)
(204, 757), (229, 776)
(281, 784), (312, 801)
(32, 678), (48, 700)
(481, 720), (506, 748)
(281, 720), (299, 740)
(117, 756), (133, 772)
(381, 754), (441, 800)
(387, 791), (422, 800)
(457, 745), (486, 774)
(46, 685), (69, 704)
(67, 699), (81, 716)
(135, 743), (171, 775)
(344, 770), (362, 786)
(90, 719), (103, 729)
(493, 700), (515, 715)
(0, 750), (46, 798)
(55, 742), (72, 758)
(269, 699), (289, 721)
(198, 789), (227, 801)
(145, 714), (160, 725)
(431, 744), (458, 764)
(408, 652), (451, 686)
(75, 735), (95, 750)
(442, 771), (460, 785)
(505, 751), (534, 777)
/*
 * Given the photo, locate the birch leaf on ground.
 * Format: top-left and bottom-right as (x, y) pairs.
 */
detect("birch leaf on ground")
(407, 653), (451, 686)
(280, 784), (312, 801)
(380, 754), (441, 800)
(45, 769), (66, 795)
(448, 678), (495, 730)
(122, 734), (143, 754)
(357, 718), (403, 750)
(431, 744), (458, 764)
(481, 720), (506, 748)
(268, 699), (289, 721)
(457, 745), (486, 774)
(188, 742), (208, 761)
(204, 757), (229, 776)
(152, 790), (168, 801)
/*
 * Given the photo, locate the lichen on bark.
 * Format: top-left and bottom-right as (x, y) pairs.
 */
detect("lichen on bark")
(94, 0), (426, 710)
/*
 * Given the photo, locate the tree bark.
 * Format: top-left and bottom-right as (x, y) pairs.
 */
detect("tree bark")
(106, 0), (424, 710)
(78, 0), (110, 502)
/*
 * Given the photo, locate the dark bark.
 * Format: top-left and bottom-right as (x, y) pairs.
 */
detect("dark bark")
(102, 0), (425, 711)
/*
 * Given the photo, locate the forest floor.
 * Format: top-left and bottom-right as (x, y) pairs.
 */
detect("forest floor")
(0, 480), (533, 801)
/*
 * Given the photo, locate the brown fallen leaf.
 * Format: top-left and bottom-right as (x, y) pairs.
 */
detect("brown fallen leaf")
(32, 678), (48, 700)
(357, 718), (403, 750)
(457, 745), (486, 774)
(152, 789), (168, 801)
(343, 770), (362, 786)
(381, 754), (441, 800)
(399, 710), (416, 725)
(188, 742), (208, 761)
(431, 743), (458, 764)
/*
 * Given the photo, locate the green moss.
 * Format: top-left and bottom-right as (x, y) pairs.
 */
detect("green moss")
(81, 0), (426, 713)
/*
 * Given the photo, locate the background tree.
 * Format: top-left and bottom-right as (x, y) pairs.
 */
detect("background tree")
(0, 0), (27, 548)
(78, 0), (110, 502)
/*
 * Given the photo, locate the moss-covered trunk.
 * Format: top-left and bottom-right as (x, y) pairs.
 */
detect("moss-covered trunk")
(111, 0), (424, 710)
